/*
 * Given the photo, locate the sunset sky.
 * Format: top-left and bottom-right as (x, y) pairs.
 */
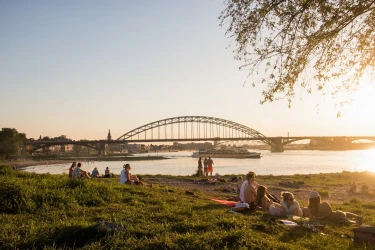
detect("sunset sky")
(1, 1), (375, 141)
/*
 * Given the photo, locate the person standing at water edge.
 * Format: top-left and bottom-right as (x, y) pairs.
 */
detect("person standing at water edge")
(206, 157), (214, 177)
(197, 157), (203, 176)
(203, 158), (208, 176)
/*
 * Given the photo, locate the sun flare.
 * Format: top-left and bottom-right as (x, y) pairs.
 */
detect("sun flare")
(359, 149), (375, 172)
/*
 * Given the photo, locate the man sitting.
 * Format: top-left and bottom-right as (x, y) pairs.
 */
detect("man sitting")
(72, 162), (91, 178)
(243, 172), (258, 205)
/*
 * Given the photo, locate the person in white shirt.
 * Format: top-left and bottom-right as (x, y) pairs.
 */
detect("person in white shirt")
(72, 162), (90, 178)
(280, 191), (303, 217)
(120, 163), (141, 185)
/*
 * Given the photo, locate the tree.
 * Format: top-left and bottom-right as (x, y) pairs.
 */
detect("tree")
(0, 128), (25, 159)
(219, 0), (375, 116)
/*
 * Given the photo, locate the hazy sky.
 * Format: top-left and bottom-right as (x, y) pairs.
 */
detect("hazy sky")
(1, 0), (375, 140)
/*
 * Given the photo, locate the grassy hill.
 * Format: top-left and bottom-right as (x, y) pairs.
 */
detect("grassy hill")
(0, 165), (374, 249)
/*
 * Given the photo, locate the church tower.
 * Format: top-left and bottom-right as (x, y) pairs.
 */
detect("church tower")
(107, 129), (112, 141)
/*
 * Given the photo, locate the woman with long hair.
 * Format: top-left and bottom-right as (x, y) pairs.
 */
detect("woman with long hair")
(308, 191), (362, 223)
(68, 162), (76, 178)
(255, 185), (273, 211)
(255, 185), (284, 215)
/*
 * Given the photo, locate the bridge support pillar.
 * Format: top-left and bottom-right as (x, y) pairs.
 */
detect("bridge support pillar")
(99, 142), (107, 156)
(270, 138), (284, 152)
(213, 137), (220, 147)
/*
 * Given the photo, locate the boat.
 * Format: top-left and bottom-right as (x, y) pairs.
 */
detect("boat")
(191, 148), (261, 158)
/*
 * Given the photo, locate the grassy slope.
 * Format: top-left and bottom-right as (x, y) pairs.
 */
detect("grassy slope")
(0, 166), (374, 250)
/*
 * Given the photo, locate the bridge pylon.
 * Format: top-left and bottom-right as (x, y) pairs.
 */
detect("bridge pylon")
(98, 141), (107, 156)
(270, 137), (284, 152)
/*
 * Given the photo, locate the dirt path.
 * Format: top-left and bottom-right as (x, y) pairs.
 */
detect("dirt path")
(146, 176), (375, 204)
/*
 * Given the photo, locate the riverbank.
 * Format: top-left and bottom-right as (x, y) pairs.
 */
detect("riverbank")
(1, 155), (168, 169)
(1, 165), (374, 249)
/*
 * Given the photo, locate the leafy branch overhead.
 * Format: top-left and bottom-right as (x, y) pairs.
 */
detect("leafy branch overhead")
(219, 0), (375, 112)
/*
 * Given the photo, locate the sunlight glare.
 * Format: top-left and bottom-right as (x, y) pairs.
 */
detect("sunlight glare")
(359, 149), (375, 172)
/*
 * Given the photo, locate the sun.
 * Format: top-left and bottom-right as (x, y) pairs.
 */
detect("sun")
(359, 149), (375, 172)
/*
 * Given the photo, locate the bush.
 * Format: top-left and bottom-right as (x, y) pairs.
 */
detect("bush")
(0, 180), (33, 213)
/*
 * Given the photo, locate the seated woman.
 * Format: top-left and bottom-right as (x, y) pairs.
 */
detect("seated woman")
(307, 191), (362, 223)
(68, 162), (76, 178)
(280, 191), (303, 217)
(255, 185), (284, 215)
(120, 164), (142, 185)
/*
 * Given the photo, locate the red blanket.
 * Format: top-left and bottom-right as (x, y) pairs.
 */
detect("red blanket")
(210, 199), (239, 207)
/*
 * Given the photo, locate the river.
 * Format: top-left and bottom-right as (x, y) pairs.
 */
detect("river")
(22, 149), (375, 176)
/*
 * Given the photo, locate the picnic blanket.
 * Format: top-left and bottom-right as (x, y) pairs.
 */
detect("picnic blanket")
(210, 199), (239, 207)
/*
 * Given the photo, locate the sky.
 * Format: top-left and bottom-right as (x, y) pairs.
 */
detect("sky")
(1, 0), (375, 140)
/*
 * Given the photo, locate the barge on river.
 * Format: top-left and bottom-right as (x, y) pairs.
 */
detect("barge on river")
(192, 149), (261, 159)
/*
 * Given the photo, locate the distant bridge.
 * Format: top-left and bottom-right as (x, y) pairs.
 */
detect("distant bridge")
(24, 116), (375, 155)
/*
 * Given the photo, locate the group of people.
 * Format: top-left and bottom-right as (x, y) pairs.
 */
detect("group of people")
(348, 180), (370, 194)
(237, 171), (362, 223)
(68, 161), (143, 185)
(68, 162), (115, 179)
(197, 157), (214, 177)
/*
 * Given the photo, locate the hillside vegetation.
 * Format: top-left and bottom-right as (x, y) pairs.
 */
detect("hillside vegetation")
(0, 165), (374, 249)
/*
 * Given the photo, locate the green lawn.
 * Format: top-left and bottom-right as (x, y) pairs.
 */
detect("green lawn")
(0, 165), (374, 249)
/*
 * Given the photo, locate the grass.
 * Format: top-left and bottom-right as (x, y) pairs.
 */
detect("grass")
(0, 165), (374, 249)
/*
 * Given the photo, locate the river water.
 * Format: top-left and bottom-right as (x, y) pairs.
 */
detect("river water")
(23, 150), (375, 176)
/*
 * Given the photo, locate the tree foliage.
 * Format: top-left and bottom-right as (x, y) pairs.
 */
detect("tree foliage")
(219, 0), (375, 115)
(0, 128), (26, 159)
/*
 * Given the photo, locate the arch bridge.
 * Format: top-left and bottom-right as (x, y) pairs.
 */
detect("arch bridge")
(24, 116), (375, 155)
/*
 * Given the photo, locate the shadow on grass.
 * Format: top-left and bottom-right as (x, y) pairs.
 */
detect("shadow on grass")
(278, 226), (311, 242)
(19, 225), (103, 249)
(191, 203), (225, 211)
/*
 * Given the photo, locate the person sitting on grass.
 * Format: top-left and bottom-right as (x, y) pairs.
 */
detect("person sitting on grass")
(361, 182), (369, 194)
(120, 164), (142, 185)
(280, 191), (303, 217)
(255, 185), (284, 216)
(91, 167), (102, 178)
(236, 176), (243, 194)
(240, 171), (260, 203)
(241, 172), (258, 210)
(307, 191), (362, 224)
(68, 161), (76, 178)
(72, 162), (91, 178)
(104, 167), (112, 178)
(348, 180), (357, 193)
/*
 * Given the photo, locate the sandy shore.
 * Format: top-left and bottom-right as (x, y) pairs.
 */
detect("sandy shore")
(2, 160), (74, 169)
(146, 176), (375, 204)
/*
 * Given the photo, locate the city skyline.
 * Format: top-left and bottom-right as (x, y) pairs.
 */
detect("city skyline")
(1, 1), (375, 141)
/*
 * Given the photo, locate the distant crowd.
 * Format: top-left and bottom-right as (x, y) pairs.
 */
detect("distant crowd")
(68, 161), (143, 185)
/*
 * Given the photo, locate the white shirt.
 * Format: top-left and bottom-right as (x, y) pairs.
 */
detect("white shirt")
(280, 200), (303, 216)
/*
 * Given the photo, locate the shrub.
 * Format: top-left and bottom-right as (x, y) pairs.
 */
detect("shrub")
(0, 180), (33, 213)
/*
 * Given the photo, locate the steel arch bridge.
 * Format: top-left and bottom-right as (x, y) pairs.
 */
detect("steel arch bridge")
(116, 116), (274, 146)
